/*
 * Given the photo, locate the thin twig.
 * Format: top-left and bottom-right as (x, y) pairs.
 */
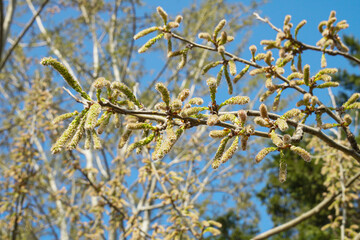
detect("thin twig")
(0, 0), (50, 71)
(251, 170), (360, 240)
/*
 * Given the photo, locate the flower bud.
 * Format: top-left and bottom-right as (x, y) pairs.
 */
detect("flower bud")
(290, 146), (311, 162)
(209, 129), (230, 138)
(133, 26), (159, 40)
(237, 110), (247, 124)
(219, 96), (250, 108)
(207, 114), (220, 126)
(84, 103), (102, 130)
(155, 82), (170, 106)
(177, 89), (190, 102)
(156, 6), (168, 24)
(255, 147), (277, 163)
(259, 103), (268, 119)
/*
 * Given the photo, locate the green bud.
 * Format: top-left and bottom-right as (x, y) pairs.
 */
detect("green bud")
(221, 136), (239, 164)
(92, 130), (102, 150)
(170, 99), (182, 111)
(111, 82), (142, 108)
(127, 122), (157, 131)
(212, 136), (230, 169)
(303, 64), (310, 86)
(180, 106), (208, 117)
(343, 93), (360, 108)
(134, 26), (159, 40)
(254, 117), (271, 128)
(127, 133), (155, 153)
(41, 57), (90, 100)
(343, 114), (352, 125)
(249, 68), (266, 76)
(216, 66), (224, 86)
(198, 32), (212, 42)
(97, 111), (112, 134)
(233, 65), (249, 84)
(287, 72), (303, 80)
(118, 129), (132, 149)
(237, 110), (247, 124)
(84, 102), (102, 130)
(228, 60), (236, 76)
(290, 146), (311, 162)
(155, 82), (170, 106)
(294, 20), (307, 39)
(52, 111), (79, 125)
(202, 61), (223, 75)
(177, 89), (190, 102)
(317, 82), (339, 88)
(66, 117), (86, 150)
(270, 130), (284, 147)
(224, 64), (233, 95)
(279, 151), (287, 182)
(207, 114), (220, 126)
(51, 109), (88, 154)
(219, 96), (250, 108)
(207, 77), (217, 102)
(138, 33), (164, 53)
(214, 19), (226, 38)
(156, 6), (168, 24)
(209, 129), (230, 138)
(255, 147), (277, 163)
(84, 130), (91, 150)
(283, 108), (301, 119)
(276, 118), (289, 132)
(189, 97), (204, 106)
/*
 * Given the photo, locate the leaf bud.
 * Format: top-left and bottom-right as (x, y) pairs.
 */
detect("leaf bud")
(127, 122), (157, 131)
(167, 21), (179, 29)
(93, 77), (111, 89)
(284, 15), (291, 26)
(287, 72), (303, 80)
(294, 20), (307, 38)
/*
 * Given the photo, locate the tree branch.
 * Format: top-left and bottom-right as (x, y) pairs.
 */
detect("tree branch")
(251, 170), (360, 240)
